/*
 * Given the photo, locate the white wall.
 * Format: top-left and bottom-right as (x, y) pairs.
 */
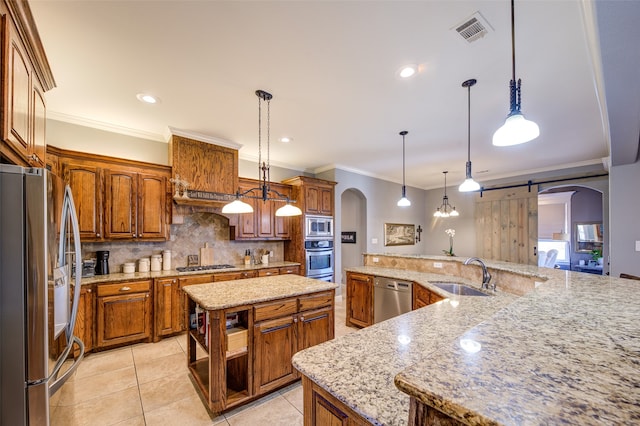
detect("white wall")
(609, 161), (640, 277)
(47, 120), (169, 165)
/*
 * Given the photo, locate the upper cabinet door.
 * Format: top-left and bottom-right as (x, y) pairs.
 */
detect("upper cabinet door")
(137, 173), (167, 240)
(62, 162), (103, 240)
(104, 169), (137, 239)
(30, 79), (46, 167)
(6, 30), (31, 155)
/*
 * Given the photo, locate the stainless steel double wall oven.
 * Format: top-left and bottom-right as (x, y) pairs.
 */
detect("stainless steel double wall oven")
(304, 215), (334, 282)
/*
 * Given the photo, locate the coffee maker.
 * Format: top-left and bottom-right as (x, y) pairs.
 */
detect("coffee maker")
(95, 250), (110, 275)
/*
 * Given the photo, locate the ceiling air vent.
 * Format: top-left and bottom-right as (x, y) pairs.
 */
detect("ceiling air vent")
(453, 11), (493, 43)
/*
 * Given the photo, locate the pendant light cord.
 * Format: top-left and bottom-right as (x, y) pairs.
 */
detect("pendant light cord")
(467, 84), (471, 162)
(511, 0), (516, 83)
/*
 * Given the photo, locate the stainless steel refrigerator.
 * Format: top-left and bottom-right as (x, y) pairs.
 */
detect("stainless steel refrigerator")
(0, 164), (84, 425)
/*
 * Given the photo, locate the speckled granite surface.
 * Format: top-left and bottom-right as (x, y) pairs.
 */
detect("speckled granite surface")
(292, 254), (640, 425)
(182, 274), (337, 310)
(79, 261), (300, 285)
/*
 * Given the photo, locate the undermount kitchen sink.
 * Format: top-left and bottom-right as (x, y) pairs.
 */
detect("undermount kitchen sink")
(430, 282), (489, 297)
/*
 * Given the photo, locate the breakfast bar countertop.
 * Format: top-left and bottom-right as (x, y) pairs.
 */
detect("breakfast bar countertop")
(182, 274), (337, 311)
(292, 255), (640, 426)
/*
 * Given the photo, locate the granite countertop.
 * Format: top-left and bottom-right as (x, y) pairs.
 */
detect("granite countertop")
(292, 256), (640, 425)
(78, 261), (301, 285)
(182, 274), (338, 311)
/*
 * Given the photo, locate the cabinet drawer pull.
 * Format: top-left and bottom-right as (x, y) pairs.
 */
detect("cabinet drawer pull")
(120, 286), (131, 292)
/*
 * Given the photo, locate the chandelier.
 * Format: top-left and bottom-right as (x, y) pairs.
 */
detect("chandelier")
(434, 171), (459, 218)
(222, 90), (302, 216)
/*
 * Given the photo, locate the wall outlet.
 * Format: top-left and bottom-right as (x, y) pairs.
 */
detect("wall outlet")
(433, 262), (443, 268)
(373, 257), (379, 263)
(269, 250), (274, 257)
(636, 241), (640, 252)
(372, 238), (378, 244)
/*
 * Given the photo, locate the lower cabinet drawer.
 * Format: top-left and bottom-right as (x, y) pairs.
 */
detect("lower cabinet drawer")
(298, 291), (333, 312)
(97, 280), (151, 297)
(254, 298), (297, 322)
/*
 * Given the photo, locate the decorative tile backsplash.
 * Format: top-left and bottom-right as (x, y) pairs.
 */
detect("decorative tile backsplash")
(82, 212), (284, 273)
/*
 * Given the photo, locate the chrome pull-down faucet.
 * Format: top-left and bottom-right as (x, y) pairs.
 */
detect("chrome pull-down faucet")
(464, 257), (494, 291)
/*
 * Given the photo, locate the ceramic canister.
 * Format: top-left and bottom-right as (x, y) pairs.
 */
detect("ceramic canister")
(162, 250), (171, 271)
(139, 258), (150, 272)
(123, 262), (135, 274)
(150, 254), (162, 272)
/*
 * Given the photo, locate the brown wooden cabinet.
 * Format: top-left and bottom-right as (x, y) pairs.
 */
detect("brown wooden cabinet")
(253, 291), (334, 394)
(177, 274), (215, 333)
(229, 178), (291, 240)
(279, 265), (300, 275)
(346, 272), (374, 328)
(154, 277), (180, 340)
(72, 285), (94, 357)
(258, 267), (280, 277)
(105, 170), (167, 240)
(96, 280), (152, 348)
(282, 176), (336, 277)
(412, 284), (445, 310)
(214, 270), (257, 281)
(281, 176), (336, 217)
(52, 147), (171, 242)
(0, 2), (54, 166)
(61, 161), (103, 240)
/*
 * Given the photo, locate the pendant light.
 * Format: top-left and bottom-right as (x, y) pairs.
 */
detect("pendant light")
(397, 130), (411, 207)
(459, 79), (481, 192)
(434, 171), (459, 217)
(222, 90), (302, 216)
(492, 0), (539, 146)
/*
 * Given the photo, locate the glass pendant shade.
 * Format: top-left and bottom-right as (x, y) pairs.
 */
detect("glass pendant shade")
(397, 197), (411, 207)
(222, 198), (253, 214)
(275, 203), (302, 217)
(459, 177), (480, 192)
(492, 112), (540, 146)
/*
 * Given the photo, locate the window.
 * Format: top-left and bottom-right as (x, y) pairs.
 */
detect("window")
(538, 240), (569, 262)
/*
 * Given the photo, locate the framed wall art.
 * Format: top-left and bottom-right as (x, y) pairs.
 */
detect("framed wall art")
(383, 223), (415, 246)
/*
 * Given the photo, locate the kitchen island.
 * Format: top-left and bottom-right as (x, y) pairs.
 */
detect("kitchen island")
(182, 274), (337, 416)
(292, 254), (640, 425)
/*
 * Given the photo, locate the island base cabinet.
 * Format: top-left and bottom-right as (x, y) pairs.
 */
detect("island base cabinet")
(253, 315), (297, 394)
(184, 287), (335, 417)
(302, 376), (370, 426)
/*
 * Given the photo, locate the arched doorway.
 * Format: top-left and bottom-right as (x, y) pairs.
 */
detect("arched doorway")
(538, 184), (606, 274)
(340, 188), (367, 291)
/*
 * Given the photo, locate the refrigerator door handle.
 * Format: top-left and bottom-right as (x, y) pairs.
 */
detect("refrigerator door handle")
(58, 185), (83, 345)
(49, 336), (85, 396)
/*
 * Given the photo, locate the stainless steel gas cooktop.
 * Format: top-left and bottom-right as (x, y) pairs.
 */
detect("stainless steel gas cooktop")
(176, 264), (235, 272)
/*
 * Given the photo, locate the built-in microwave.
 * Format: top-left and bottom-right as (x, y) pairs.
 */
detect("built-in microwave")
(305, 215), (334, 239)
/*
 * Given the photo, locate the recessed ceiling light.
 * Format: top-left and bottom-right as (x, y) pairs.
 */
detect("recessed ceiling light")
(136, 93), (160, 104)
(398, 64), (418, 78)
(279, 137), (292, 143)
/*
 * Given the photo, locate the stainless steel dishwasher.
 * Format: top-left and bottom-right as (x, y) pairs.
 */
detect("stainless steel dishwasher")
(373, 276), (412, 323)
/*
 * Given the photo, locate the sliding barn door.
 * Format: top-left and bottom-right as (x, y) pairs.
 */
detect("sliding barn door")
(475, 187), (538, 265)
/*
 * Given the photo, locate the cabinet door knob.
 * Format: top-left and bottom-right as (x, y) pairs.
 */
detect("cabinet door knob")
(293, 317), (298, 323)
(96, 233), (101, 237)
(132, 233), (136, 237)
(87, 288), (92, 293)
(120, 286), (131, 292)
(300, 316), (304, 321)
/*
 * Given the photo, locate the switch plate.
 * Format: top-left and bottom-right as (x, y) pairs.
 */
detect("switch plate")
(433, 262), (443, 268)
(373, 257), (379, 263)
(372, 238), (378, 244)
(636, 241), (640, 252)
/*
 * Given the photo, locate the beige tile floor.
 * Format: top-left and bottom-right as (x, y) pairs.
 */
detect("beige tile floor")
(51, 292), (356, 426)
